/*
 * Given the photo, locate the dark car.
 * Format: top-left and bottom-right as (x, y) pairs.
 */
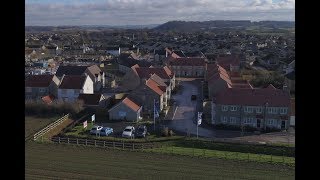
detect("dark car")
(135, 125), (147, 138)
(191, 95), (197, 100)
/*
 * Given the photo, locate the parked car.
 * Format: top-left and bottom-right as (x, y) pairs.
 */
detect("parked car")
(135, 125), (147, 138)
(122, 126), (135, 138)
(100, 127), (113, 136)
(191, 95), (197, 100)
(90, 125), (103, 135)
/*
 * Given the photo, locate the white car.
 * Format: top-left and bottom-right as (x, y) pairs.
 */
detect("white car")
(122, 126), (135, 138)
(90, 125), (103, 135)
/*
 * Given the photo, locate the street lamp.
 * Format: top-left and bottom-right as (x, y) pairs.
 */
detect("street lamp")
(264, 102), (269, 131)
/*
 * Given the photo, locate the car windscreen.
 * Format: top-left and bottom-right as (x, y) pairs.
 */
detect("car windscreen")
(124, 129), (131, 132)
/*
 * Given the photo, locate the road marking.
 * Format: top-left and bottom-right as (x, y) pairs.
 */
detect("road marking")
(172, 106), (178, 120)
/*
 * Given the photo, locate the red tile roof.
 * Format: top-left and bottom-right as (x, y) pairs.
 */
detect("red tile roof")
(41, 94), (55, 105)
(59, 75), (87, 89)
(135, 67), (172, 79)
(215, 86), (290, 107)
(146, 79), (165, 95)
(169, 57), (206, 66)
(78, 93), (103, 105)
(216, 54), (240, 70)
(122, 97), (141, 112)
(25, 75), (54, 87)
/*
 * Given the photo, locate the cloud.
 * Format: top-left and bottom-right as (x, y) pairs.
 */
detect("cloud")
(25, 0), (295, 26)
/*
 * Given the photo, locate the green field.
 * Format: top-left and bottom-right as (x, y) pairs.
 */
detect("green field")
(25, 116), (58, 138)
(145, 146), (294, 166)
(26, 142), (294, 180)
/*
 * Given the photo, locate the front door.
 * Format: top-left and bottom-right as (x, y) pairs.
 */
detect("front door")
(257, 119), (261, 128)
(281, 121), (286, 129)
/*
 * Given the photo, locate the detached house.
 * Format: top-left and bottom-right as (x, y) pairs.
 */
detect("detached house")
(55, 65), (105, 91)
(58, 75), (94, 102)
(215, 54), (241, 72)
(211, 85), (291, 130)
(25, 74), (60, 100)
(108, 97), (142, 122)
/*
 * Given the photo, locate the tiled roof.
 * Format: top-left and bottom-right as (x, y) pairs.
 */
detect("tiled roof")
(146, 79), (165, 96)
(216, 54), (240, 70)
(169, 57), (206, 66)
(78, 93), (103, 105)
(59, 75), (87, 89)
(25, 75), (54, 87)
(136, 67), (172, 80)
(149, 74), (167, 87)
(215, 86), (290, 107)
(122, 97), (142, 112)
(41, 94), (55, 105)
(55, 65), (88, 77)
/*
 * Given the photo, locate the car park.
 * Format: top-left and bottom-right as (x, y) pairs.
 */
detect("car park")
(135, 125), (147, 138)
(100, 127), (113, 136)
(122, 126), (135, 138)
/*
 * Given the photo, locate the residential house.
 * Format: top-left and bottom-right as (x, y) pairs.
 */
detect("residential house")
(25, 74), (60, 100)
(122, 64), (175, 91)
(55, 65), (105, 91)
(108, 97), (142, 122)
(215, 54), (241, 72)
(168, 57), (206, 77)
(106, 47), (121, 57)
(58, 75), (94, 102)
(117, 52), (152, 73)
(78, 93), (111, 108)
(130, 78), (167, 115)
(290, 98), (295, 127)
(211, 85), (291, 130)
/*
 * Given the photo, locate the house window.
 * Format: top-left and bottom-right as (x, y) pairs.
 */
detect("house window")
(271, 107), (278, 114)
(256, 107), (262, 113)
(280, 108), (288, 115)
(39, 88), (46, 93)
(244, 106), (253, 113)
(222, 105), (228, 111)
(267, 119), (277, 126)
(267, 107), (272, 114)
(229, 117), (237, 124)
(230, 106), (237, 111)
(25, 87), (32, 93)
(221, 116), (228, 123)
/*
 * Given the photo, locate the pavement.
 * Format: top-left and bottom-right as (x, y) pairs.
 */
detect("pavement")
(162, 78), (295, 145)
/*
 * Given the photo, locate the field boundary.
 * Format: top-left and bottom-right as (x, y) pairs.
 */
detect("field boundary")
(47, 136), (157, 150)
(33, 114), (70, 141)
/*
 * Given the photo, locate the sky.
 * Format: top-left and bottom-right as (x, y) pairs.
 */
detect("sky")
(25, 0), (295, 26)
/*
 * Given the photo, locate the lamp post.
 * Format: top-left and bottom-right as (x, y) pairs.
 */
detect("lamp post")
(264, 102), (269, 131)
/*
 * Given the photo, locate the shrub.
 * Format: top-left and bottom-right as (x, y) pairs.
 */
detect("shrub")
(168, 129), (174, 136)
(25, 99), (84, 117)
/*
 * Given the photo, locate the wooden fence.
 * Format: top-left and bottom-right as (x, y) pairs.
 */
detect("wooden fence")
(50, 136), (157, 150)
(33, 114), (69, 141)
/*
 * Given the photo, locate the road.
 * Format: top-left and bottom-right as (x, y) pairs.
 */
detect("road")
(163, 78), (295, 145)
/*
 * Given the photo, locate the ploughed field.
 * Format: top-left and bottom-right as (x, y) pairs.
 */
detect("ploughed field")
(25, 142), (294, 180)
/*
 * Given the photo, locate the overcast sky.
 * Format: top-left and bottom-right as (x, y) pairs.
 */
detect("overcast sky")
(26, 0), (295, 26)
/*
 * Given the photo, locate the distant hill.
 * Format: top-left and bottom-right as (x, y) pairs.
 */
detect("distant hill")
(154, 20), (295, 32)
(25, 24), (160, 32)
